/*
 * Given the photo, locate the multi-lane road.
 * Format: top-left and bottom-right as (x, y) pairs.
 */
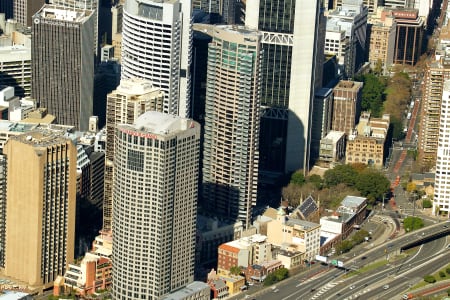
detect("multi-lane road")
(239, 222), (449, 300)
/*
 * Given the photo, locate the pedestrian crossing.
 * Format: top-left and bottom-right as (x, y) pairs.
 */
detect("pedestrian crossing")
(309, 280), (343, 300)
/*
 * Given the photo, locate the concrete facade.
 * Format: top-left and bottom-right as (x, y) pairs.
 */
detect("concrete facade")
(3, 129), (77, 288)
(112, 111), (200, 299)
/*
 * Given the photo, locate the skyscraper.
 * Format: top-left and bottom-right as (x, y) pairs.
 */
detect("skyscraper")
(3, 128), (77, 288)
(48, 0), (99, 56)
(245, 0), (322, 174)
(112, 111), (200, 299)
(200, 24), (261, 229)
(434, 79), (450, 218)
(13, 0), (45, 27)
(103, 77), (164, 231)
(32, 5), (95, 131)
(121, 0), (192, 117)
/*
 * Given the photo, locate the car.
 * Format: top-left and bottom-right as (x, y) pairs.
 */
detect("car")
(361, 256), (367, 260)
(248, 282), (254, 286)
(443, 225), (448, 229)
(310, 288), (316, 292)
(273, 289), (279, 293)
(383, 284), (389, 290)
(350, 285), (356, 290)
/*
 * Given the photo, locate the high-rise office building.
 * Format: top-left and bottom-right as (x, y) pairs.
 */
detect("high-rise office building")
(245, 0), (322, 174)
(434, 80), (450, 218)
(392, 10), (424, 66)
(103, 78), (164, 231)
(112, 111), (200, 299)
(200, 24), (261, 229)
(47, 0), (99, 55)
(13, 0), (45, 27)
(3, 129), (77, 288)
(121, 0), (192, 118)
(331, 80), (363, 136)
(0, 0), (14, 20)
(32, 5), (95, 131)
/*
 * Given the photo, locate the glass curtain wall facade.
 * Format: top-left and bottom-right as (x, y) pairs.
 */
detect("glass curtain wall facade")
(201, 25), (261, 229)
(246, 0), (321, 175)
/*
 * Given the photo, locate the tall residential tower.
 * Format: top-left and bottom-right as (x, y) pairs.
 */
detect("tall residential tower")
(112, 111), (200, 299)
(200, 24), (261, 229)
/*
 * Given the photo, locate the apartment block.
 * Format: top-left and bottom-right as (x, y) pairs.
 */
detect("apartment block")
(266, 208), (321, 261)
(201, 25), (261, 229)
(217, 234), (272, 275)
(331, 80), (363, 135)
(55, 253), (112, 297)
(419, 53), (450, 166)
(433, 80), (450, 217)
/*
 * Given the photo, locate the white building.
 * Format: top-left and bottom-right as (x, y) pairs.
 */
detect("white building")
(434, 80), (450, 218)
(0, 45), (31, 97)
(112, 111), (200, 299)
(326, 0), (368, 78)
(121, 0), (191, 118)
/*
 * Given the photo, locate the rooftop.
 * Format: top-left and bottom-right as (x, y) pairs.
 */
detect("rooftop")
(116, 78), (162, 96)
(341, 196), (366, 208)
(0, 45), (31, 62)
(37, 5), (93, 23)
(121, 111), (199, 137)
(162, 281), (209, 300)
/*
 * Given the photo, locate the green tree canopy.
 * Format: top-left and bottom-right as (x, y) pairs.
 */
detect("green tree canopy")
(306, 174), (323, 190)
(403, 216), (424, 232)
(358, 73), (387, 117)
(354, 169), (391, 204)
(290, 170), (306, 186)
(324, 164), (358, 187)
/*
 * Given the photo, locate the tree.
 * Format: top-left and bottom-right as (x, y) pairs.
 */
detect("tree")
(446, 267), (450, 275)
(439, 271), (446, 278)
(282, 184), (303, 206)
(424, 275), (436, 283)
(422, 199), (432, 208)
(290, 170), (306, 186)
(324, 164), (358, 187)
(274, 268), (289, 281)
(354, 169), (390, 204)
(403, 216), (424, 232)
(352, 229), (369, 245)
(230, 266), (241, 276)
(306, 174), (323, 190)
(335, 240), (353, 254)
(390, 116), (404, 140)
(406, 182), (417, 193)
(317, 184), (360, 210)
